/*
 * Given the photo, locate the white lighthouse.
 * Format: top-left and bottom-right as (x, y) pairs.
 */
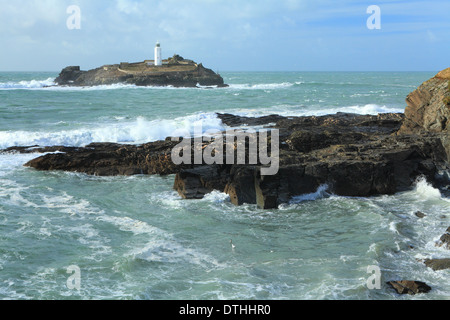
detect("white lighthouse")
(154, 42), (162, 66)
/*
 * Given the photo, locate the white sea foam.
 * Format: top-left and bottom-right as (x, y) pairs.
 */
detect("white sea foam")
(202, 190), (231, 204)
(226, 104), (404, 118)
(411, 176), (442, 200)
(0, 153), (38, 174)
(0, 79), (221, 91)
(131, 238), (225, 269)
(100, 214), (226, 268)
(0, 78), (148, 91)
(327, 104), (404, 115)
(97, 215), (163, 236)
(92, 211), (226, 269)
(389, 221), (399, 234)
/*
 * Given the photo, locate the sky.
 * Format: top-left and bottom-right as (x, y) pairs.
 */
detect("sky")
(0, 0), (449, 72)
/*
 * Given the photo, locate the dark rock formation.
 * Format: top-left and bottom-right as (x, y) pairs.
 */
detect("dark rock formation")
(54, 58), (227, 88)
(424, 258), (450, 271)
(414, 211), (427, 218)
(437, 227), (450, 249)
(387, 280), (432, 295)
(9, 111), (448, 209)
(398, 68), (450, 160)
(421, 226), (450, 272)
(174, 165), (228, 200)
(22, 140), (188, 176)
(215, 112), (448, 209)
(399, 68), (450, 134)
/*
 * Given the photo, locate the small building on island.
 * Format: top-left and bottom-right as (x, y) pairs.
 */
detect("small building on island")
(146, 42), (163, 67)
(154, 42), (162, 66)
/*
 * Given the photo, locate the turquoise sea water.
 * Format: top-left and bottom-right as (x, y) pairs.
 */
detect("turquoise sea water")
(0, 71), (449, 300)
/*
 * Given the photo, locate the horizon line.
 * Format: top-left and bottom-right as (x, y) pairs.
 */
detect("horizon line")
(0, 69), (440, 73)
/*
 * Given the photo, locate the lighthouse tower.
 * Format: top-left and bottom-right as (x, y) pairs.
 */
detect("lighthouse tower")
(154, 42), (162, 66)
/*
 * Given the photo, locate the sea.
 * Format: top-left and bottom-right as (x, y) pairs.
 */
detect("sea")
(0, 71), (449, 300)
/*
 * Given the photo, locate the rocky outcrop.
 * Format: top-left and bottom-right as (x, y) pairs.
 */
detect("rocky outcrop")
(174, 165), (229, 200)
(424, 259), (450, 271)
(176, 112), (449, 209)
(398, 68), (450, 163)
(54, 58), (227, 88)
(437, 227), (450, 249)
(417, 227), (450, 271)
(414, 211), (427, 218)
(21, 140), (189, 176)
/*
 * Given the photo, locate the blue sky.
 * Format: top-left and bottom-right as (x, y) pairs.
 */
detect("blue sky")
(0, 0), (449, 71)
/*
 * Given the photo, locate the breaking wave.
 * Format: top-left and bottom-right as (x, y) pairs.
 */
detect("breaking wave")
(227, 82), (297, 90)
(0, 113), (225, 149)
(0, 78), (56, 90)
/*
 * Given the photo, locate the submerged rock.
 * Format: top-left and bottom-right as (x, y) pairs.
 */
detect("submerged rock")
(387, 280), (432, 295)
(424, 258), (450, 271)
(415, 211), (427, 218)
(437, 227), (450, 249)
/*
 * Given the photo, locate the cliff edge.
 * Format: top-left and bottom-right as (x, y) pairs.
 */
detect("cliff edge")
(399, 68), (450, 134)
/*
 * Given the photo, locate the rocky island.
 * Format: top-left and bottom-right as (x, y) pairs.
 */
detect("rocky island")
(54, 54), (227, 88)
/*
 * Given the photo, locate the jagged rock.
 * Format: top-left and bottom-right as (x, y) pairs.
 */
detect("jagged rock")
(398, 68), (450, 134)
(415, 211), (427, 218)
(398, 68), (450, 163)
(216, 113), (286, 128)
(421, 227), (450, 271)
(436, 227), (450, 249)
(22, 141), (185, 176)
(424, 258), (450, 271)
(387, 280), (432, 295)
(224, 166), (257, 206)
(173, 165), (228, 199)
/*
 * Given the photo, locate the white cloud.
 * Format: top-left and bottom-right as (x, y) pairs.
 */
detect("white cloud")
(116, 0), (141, 15)
(0, 0), (66, 30)
(427, 30), (439, 42)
